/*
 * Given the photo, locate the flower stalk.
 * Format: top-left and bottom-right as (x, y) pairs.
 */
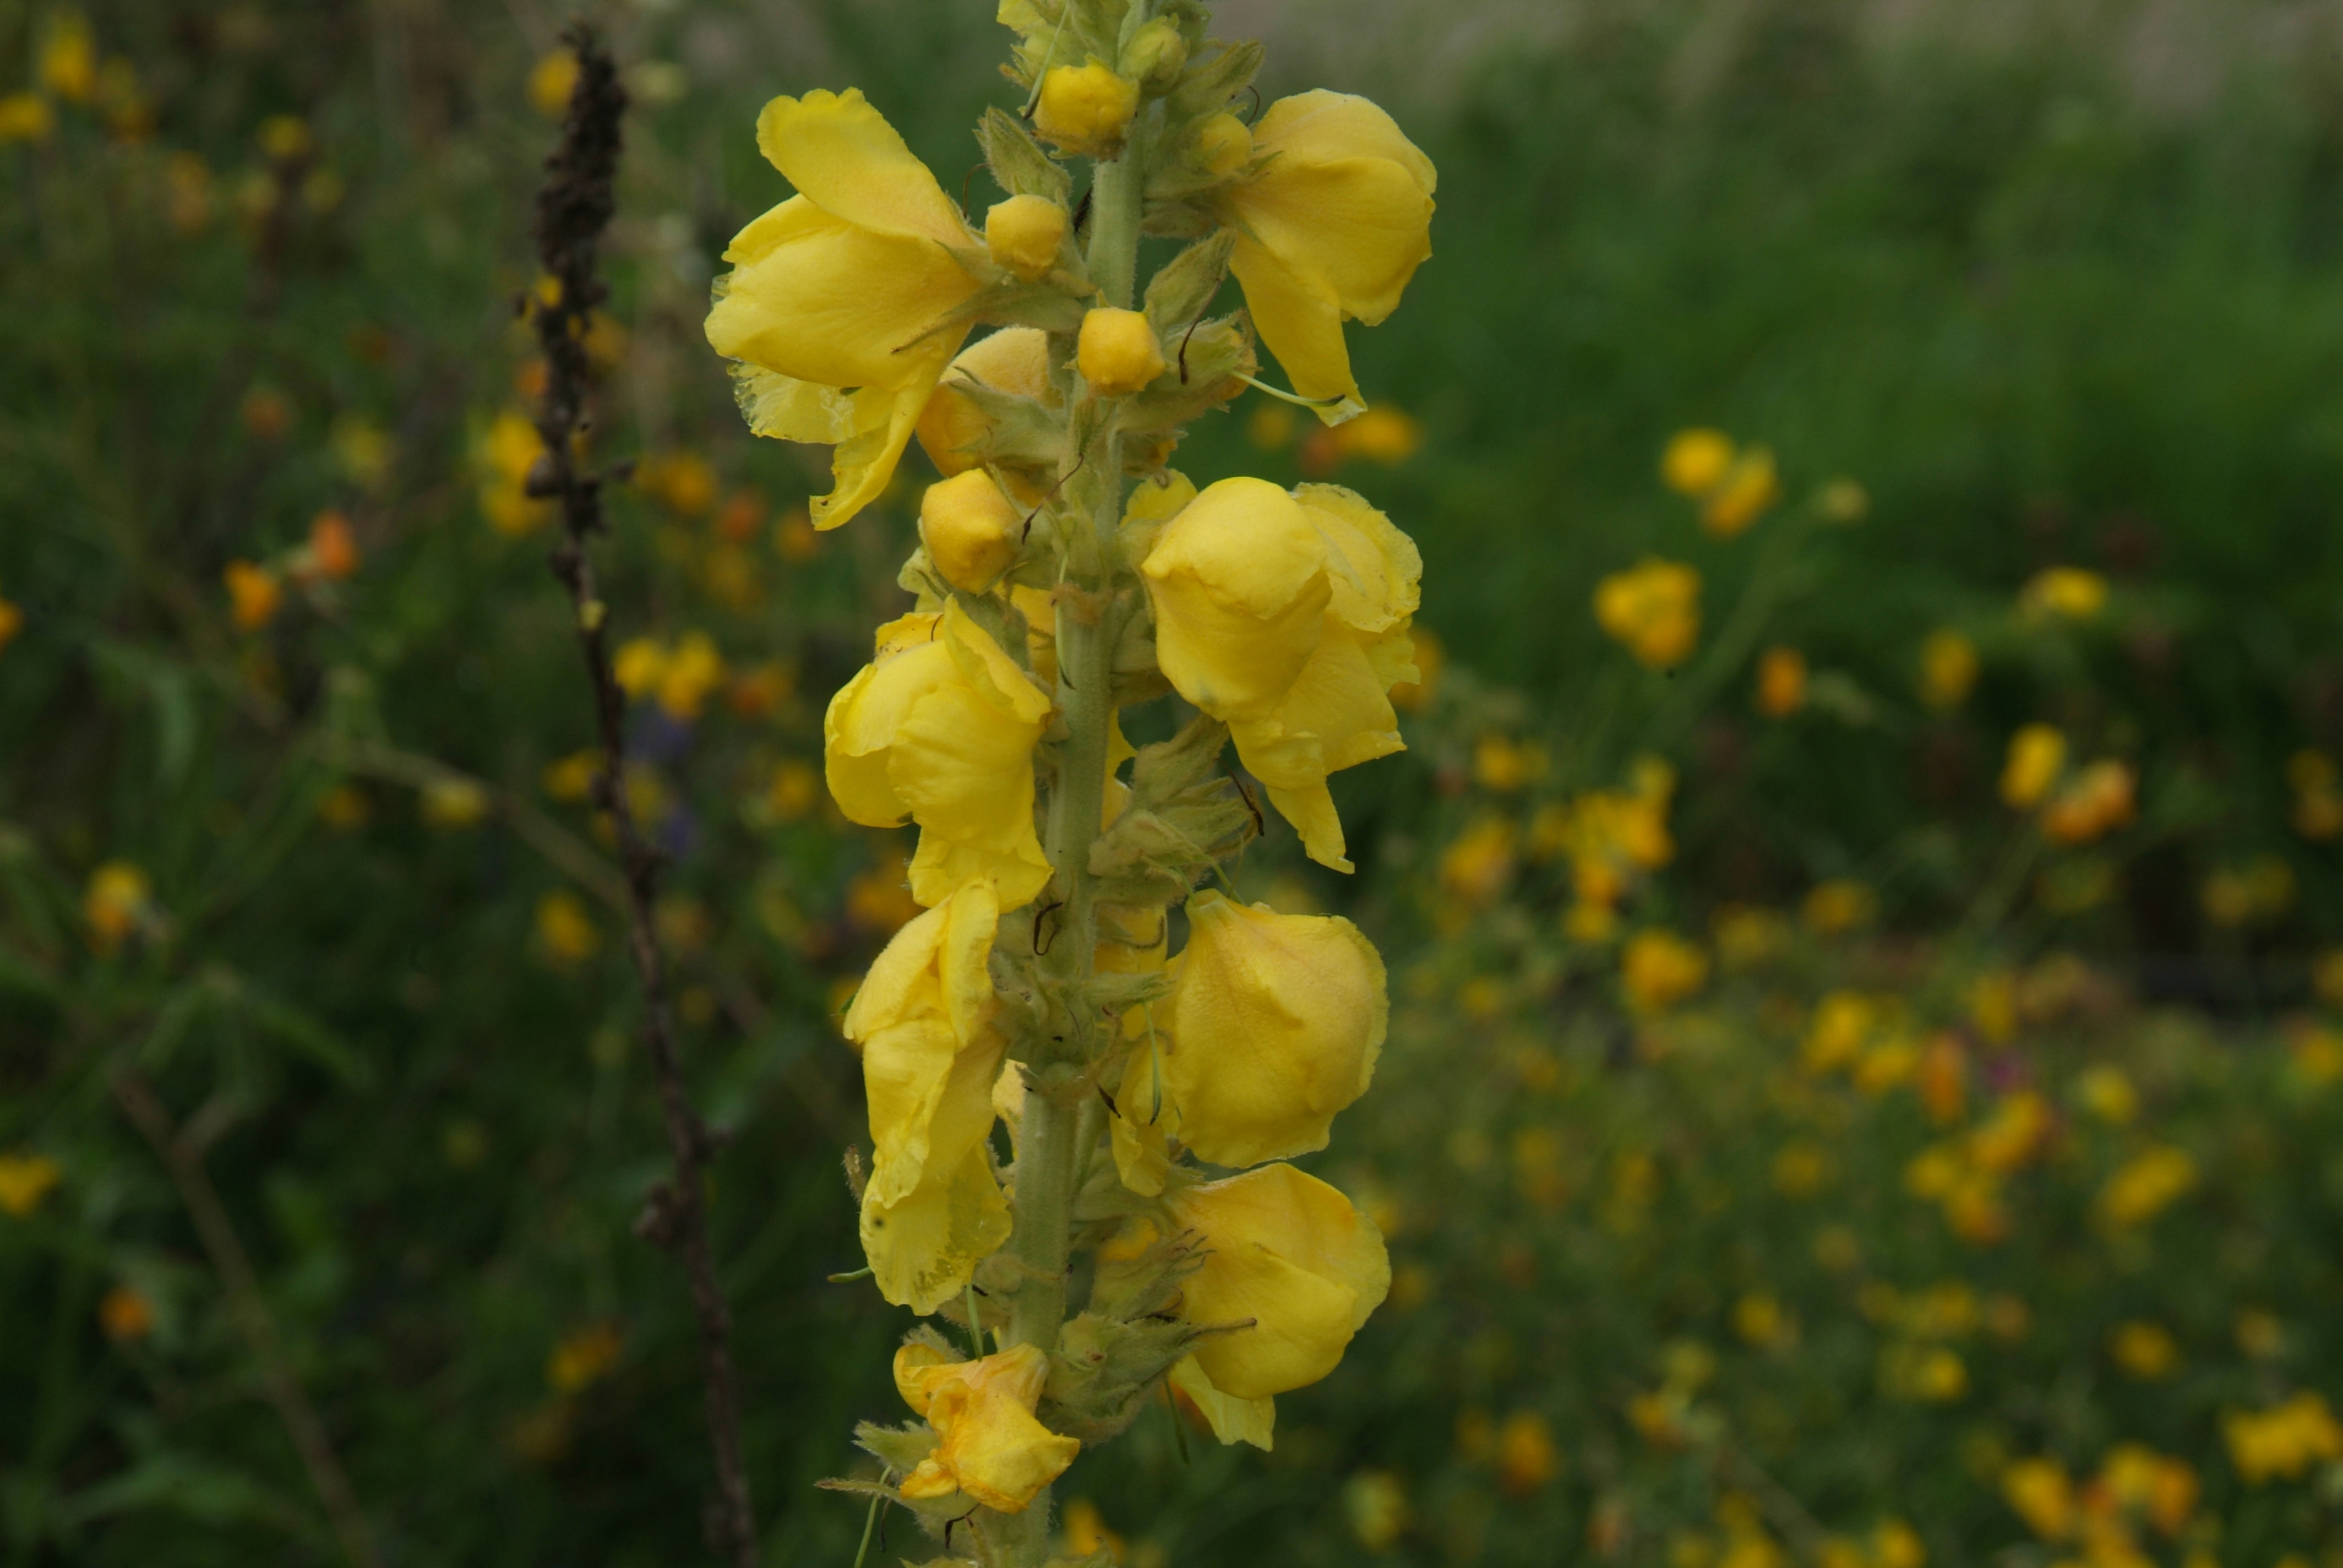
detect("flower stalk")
(704, 1), (1436, 1559)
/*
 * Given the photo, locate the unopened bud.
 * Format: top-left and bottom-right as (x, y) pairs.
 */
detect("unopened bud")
(1192, 112), (1252, 177)
(1033, 62), (1138, 153)
(1120, 18), (1188, 91)
(1077, 308), (1167, 398)
(985, 194), (1067, 282)
(918, 470), (1021, 592)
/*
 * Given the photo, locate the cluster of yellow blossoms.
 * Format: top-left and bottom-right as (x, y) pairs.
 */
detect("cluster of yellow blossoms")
(700, 1), (1434, 1556)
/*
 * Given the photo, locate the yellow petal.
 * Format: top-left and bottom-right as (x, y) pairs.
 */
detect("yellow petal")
(1229, 234), (1360, 414)
(824, 638), (955, 827)
(1296, 484), (1421, 633)
(900, 1343), (1081, 1512)
(731, 363), (857, 445)
(1234, 92), (1435, 324)
(1168, 1163), (1390, 1400)
(1168, 1354), (1276, 1450)
(1141, 477), (1330, 722)
(1250, 90), (1437, 204)
(754, 89), (973, 248)
(707, 216), (974, 393)
(861, 1131), (1011, 1315)
(1155, 891), (1386, 1167)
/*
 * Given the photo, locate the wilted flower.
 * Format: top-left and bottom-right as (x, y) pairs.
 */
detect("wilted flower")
(895, 1342), (1080, 1511)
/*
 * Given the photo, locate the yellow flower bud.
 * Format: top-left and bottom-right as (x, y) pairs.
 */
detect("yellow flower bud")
(895, 1343), (1080, 1512)
(1192, 111), (1252, 176)
(1661, 428), (1734, 496)
(1120, 17), (1188, 89)
(919, 470), (1021, 592)
(1033, 62), (1138, 153)
(916, 327), (1060, 480)
(1077, 307), (1167, 397)
(985, 193), (1067, 282)
(1120, 890), (1386, 1169)
(1166, 1163), (1390, 1400)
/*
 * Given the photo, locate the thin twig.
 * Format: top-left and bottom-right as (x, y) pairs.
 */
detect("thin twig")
(527, 30), (760, 1567)
(112, 1069), (383, 1568)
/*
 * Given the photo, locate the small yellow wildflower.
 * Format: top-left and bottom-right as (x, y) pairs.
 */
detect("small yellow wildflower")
(1496, 1411), (1560, 1496)
(1621, 929), (1708, 1015)
(39, 13), (95, 102)
(766, 760), (821, 821)
(1594, 558), (1701, 668)
(1919, 628), (1979, 709)
(1802, 879), (1875, 934)
(2002, 1457), (2074, 1540)
(330, 415), (391, 489)
(1732, 1292), (1790, 1349)
(2108, 1320), (2178, 1380)
(535, 890), (601, 966)
(85, 861), (152, 953)
(224, 561), (281, 630)
(2224, 1393), (2343, 1484)
(478, 410), (550, 535)
(547, 1322), (624, 1393)
(654, 631), (726, 721)
(0, 595), (22, 654)
(2020, 566), (2108, 621)
(0, 93), (55, 144)
(1701, 445), (1780, 537)
(2097, 1145), (2196, 1228)
(1471, 733), (1540, 792)
(2041, 760), (2135, 845)
(1333, 405), (1425, 464)
(2073, 1064), (2137, 1124)
(99, 1285), (154, 1342)
(528, 50), (580, 118)
(1661, 428), (1734, 497)
(2000, 724), (2067, 809)
(421, 777), (491, 829)
(0, 1153), (63, 1217)
(1754, 646), (1806, 716)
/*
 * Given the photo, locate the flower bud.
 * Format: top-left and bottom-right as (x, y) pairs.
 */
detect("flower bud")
(919, 471), (1021, 592)
(1077, 307), (1167, 397)
(1033, 62), (1137, 153)
(1124, 890), (1386, 1168)
(1191, 111), (1252, 176)
(916, 328), (1059, 480)
(985, 194), (1066, 282)
(1120, 17), (1188, 90)
(893, 1342), (1080, 1512)
(1166, 1163), (1390, 1400)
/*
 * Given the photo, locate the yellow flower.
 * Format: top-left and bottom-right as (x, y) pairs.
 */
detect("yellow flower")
(421, 777), (490, 828)
(1802, 879), (1875, 934)
(39, 13), (95, 103)
(1031, 62), (1138, 153)
(918, 470), (1021, 594)
(1167, 1162), (1390, 1400)
(1077, 307), (1166, 396)
(2002, 1457), (2074, 1540)
(2108, 1320), (2178, 1380)
(0, 1153), (62, 1217)
(847, 880), (1011, 1313)
(224, 560), (281, 631)
(1437, 817), (1516, 909)
(1621, 929), (1707, 1015)
(1332, 404), (1425, 464)
(1220, 92), (1436, 419)
(535, 890), (601, 965)
(85, 861), (151, 953)
(527, 50), (580, 118)
(478, 410), (551, 536)
(1661, 428), (1734, 497)
(1999, 724), (2067, 809)
(1497, 1411), (1561, 1495)
(1141, 478), (1420, 871)
(705, 89), (982, 530)
(1701, 445), (1779, 538)
(1919, 628), (1979, 709)
(1168, 1352), (1276, 1450)
(1754, 646), (1806, 716)
(824, 600), (1054, 908)
(984, 193), (1066, 281)
(2097, 1145), (2195, 1228)
(547, 1322), (623, 1392)
(895, 1342), (1080, 1511)
(0, 94), (55, 145)
(2041, 760), (2135, 845)
(2074, 1064), (2137, 1125)
(1117, 891), (1385, 1172)
(1595, 559), (1700, 669)
(99, 1284), (154, 1342)
(2225, 1393), (2343, 1484)
(654, 631), (727, 721)
(1343, 1469), (1410, 1549)
(2020, 567), (2108, 622)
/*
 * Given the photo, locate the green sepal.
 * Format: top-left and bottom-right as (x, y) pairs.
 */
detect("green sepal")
(977, 105), (1071, 203)
(1116, 315), (1254, 435)
(851, 1420), (940, 1475)
(1164, 37), (1262, 123)
(1142, 231), (1234, 337)
(930, 378), (1068, 478)
(1041, 1309), (1221, 1445)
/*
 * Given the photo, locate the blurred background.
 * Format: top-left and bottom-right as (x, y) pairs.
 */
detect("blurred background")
(4, 0), (2342, 1564)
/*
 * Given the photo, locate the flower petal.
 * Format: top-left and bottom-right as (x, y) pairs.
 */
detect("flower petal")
(755, 89), (973, 248)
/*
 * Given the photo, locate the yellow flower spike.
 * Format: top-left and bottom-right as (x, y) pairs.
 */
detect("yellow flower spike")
(1221, 92), (1436, 421)
(1166, 1162), (1391, 1400)
(1661, 428), (1734, 496)
(918, 471), (1021, 594)
(895, 1343), (1080, 1511)
(1031, 62), (1137, 154)
(1119, 890), (1385, 1170)
(1077, 307), (1167, 397)
(984, 193), (1067, 282)
(824, 600), (1054, 908)
(1999, 724), (2067, 809)
(705, 89), (983, 530)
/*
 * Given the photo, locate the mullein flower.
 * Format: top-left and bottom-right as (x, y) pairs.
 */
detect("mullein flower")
(825, 600), (1054, 907)
(849, 881), (1014, 1313)
(1141, 478), (1420, 870)
(893, 1342), (1080, 1510)
(1165, 1162), (1391, 1401)
(1115, 891), (1386, 1172)
(706, 90), (984, 530)
(1220, 92), (1437, 420)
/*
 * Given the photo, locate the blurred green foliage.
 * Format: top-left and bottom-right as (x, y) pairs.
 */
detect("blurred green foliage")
(4, 1), (2342, 1565)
